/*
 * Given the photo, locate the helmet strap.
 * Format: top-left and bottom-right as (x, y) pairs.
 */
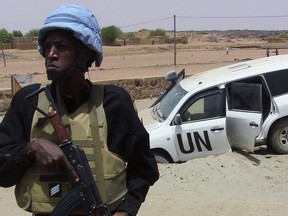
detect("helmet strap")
(64, 42), (88, 79)
(64, 62), (86, 79)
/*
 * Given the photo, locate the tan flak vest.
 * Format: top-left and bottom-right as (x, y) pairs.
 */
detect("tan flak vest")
(15, 84), (127, 214)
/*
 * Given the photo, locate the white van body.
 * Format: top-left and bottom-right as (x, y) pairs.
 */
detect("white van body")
(138, 55), (288, 163)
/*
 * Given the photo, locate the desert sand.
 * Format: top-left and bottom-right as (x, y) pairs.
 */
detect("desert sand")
(1, 39), (288, 216)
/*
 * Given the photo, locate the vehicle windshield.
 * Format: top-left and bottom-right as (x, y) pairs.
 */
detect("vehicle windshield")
(155, 83), (187, 121)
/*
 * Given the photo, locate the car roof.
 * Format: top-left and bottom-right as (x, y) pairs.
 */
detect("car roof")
(181, 54), (288, 92)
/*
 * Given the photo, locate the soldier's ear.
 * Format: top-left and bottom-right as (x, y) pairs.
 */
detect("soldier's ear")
(79, 47), (92, 62)
(79, 47), (96, 70)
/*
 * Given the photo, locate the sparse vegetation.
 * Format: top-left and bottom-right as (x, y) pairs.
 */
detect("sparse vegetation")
(278, 33), (288, 39)
(122, 32), (135, 38)
(149, 29), (166, 37)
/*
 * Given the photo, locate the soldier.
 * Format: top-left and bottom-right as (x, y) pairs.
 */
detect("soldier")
(0, 4), (159, 216)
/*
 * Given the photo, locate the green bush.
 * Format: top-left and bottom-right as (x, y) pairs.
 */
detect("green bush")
(101, 25), (122, 46)
(12, 30), (23, 37)
(25, 29), (39, 37)
(0, 29), (13, 43)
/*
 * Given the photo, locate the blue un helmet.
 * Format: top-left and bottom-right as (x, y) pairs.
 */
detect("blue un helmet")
(38, 4), (103, 67)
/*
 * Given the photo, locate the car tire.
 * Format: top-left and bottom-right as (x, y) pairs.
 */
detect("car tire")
(154, 152), (170, 164)
(270, 119), (288, 154)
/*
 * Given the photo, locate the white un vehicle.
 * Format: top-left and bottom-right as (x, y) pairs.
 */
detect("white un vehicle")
(139, 55), (288, 163)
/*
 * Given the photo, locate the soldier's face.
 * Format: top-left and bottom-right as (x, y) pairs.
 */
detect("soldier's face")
(44, 30), (77, 81)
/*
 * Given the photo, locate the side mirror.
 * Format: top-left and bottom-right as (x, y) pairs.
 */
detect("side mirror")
(165, 70), (177, 82)
(174, 114), (182, 125)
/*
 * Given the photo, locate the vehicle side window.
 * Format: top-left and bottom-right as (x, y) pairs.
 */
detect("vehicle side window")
(228, 83), (262, 112)
(182, 93), (221, 122)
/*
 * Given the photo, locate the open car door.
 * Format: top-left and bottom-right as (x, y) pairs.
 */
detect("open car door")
(226, 83), (263, 152)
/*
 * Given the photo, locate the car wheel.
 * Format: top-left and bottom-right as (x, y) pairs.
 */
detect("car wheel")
(154, 152), (170, 164)
(270, 119), (288, 154)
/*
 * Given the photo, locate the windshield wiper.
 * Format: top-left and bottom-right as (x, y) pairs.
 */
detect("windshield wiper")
(155, 104), (164, 121)
(151, 105), (157, 120)
(151, 104), (163, 121)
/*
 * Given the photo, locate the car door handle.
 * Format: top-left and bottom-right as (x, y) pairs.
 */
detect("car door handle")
(210, 127), (224, 132)
(249, 121), (259, 128)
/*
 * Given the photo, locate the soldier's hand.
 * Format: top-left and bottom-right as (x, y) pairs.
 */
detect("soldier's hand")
(27, 138), (79, 182)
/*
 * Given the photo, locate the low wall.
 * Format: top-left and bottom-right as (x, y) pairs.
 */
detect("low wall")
(0, 76), (171, 101)
(97, 76), (170, 100)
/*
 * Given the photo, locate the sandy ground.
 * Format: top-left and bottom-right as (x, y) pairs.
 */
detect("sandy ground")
(2, 44), (287, 89)
(1, 43), (288, 216)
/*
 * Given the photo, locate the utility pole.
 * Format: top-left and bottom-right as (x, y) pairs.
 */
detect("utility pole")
(173, 14), (176, 66)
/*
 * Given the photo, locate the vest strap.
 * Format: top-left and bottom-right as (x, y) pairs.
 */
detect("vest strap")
(89, 84), (107, 202)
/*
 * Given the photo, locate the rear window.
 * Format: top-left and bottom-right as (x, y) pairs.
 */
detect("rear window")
(264, 69), (288, 96)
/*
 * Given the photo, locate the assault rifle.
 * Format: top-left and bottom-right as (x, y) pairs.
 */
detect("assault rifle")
(25, 87), (111, 216)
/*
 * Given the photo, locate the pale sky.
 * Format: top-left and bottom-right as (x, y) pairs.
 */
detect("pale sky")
(1, 0), (288, 34)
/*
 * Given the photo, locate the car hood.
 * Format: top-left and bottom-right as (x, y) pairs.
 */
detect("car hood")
(138, 108), (161, 131)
